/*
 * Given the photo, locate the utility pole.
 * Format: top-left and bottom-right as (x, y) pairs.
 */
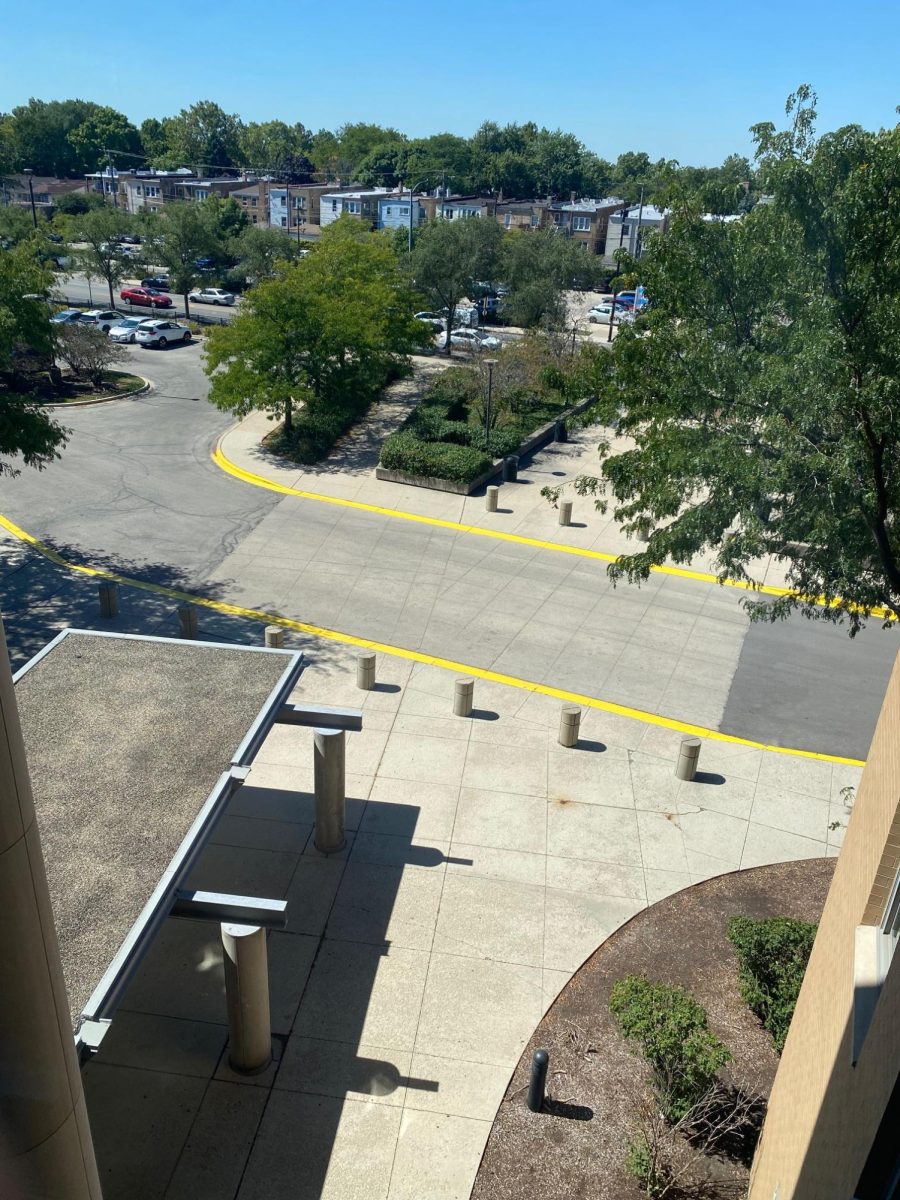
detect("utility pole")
(105, 150), (119, 208)
(22, 169), (37, 228)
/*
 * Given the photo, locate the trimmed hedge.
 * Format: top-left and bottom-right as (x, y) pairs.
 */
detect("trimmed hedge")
(609, 975), (733, 1122)
(727, 916), (817, 1053)
(380, 432), (491, 484)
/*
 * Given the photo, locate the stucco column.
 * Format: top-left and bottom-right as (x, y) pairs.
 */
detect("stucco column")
(0, 616), (102, 1197)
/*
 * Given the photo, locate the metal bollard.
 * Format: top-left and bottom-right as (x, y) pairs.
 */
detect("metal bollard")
(555, 419), (568, 443)
(98, 581), (119, 618)
(559, 499), (573, 527)
(636, 521), (651, 544)
(527, 1049), (549, 1112)
(485, 486), (499, 513)
(221, 923), (272, 1073)
(177, 604), (198, 639)
(675, 736), (702, 781)
(558, 704), (581, 748)
(356, 652), (376, 691)
(264, 625), (284, 648)
(453, 678), (474, 718)
(314, 728), (346, 853)
(502, 456), (519, 482)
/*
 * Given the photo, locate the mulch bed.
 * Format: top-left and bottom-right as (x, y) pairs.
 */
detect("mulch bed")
(471, 859), (835, 1200)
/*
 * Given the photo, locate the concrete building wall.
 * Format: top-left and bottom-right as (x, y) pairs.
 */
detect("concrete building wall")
(748, 651), (900, 1200)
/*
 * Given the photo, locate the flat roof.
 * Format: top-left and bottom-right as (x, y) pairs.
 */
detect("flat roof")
(14, 630), (302, 1034)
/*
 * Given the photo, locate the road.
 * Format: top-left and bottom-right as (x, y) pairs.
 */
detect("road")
(0, 344), (894, 760)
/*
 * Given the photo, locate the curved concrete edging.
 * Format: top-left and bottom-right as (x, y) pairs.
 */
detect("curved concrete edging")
(42, 376), (152, 410)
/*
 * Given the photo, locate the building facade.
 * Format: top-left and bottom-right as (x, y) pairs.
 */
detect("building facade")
(268, 184), (340, 235)
(748, 652), (900, 1199)
(318, 188), (391, 229)
(603, 203), (668, 263)
(0, 175), (86, 211)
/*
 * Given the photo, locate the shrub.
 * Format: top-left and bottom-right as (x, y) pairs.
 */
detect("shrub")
(727, 916), (817, 1053)
(609, 976), (733, 1122)
(420, 366), (480, 418)
(269, 395), (372, 464)
(380, 432), (491, 484)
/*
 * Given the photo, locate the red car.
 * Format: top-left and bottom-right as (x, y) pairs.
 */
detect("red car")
(119, 286), (173, 309)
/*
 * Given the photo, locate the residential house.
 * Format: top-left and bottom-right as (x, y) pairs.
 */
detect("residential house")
(603, 203), (668, 264)
(85, 168), (248, 214)
(494, 199), (550, 232)
(549, 196), (623, 254)
(1, 174), (86, 211)
(268, 184), (343, 235)
(747, 651), (900, 1199)
(318, 188), (391, 229)
(231, 181), (267, 226)
(433, 196), (494, 221)
(377, 194), (428, 234)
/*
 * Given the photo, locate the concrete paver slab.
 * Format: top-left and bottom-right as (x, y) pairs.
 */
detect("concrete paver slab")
(276, 1036), (412, 1107)
(387, 1110), (491, 1200)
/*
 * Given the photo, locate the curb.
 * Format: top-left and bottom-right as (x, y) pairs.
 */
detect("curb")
(42, 377), (152, 410)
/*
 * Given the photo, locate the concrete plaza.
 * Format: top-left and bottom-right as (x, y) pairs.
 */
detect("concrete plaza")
(82, 647), (858, 1199)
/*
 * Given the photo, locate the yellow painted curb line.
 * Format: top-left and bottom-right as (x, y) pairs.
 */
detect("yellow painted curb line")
(212, 444), (892, 623)
(0, 511), (864, 768)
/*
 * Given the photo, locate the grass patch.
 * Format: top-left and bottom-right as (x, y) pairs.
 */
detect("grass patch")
(727, 916), (817, 1053)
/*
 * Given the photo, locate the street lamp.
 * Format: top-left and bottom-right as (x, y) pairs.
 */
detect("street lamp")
(483, 358), (498, 447)
(22, 168), (37, 229)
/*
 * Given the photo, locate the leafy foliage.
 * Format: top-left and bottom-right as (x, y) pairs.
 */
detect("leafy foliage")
(500, 228), (602, 328)
(609, 976), (733, 1122)
(205, 219), (427, 451)
(409, 217), (502, 351)
(727, 916), (817, 1053)
(380, 432), (492, 483)
(576, 91), (900, 632)
(70, 206), (133, 305)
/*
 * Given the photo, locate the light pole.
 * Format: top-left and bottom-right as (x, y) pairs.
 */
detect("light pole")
(483, 358), (498, 446)
(22, 169), (37, 228)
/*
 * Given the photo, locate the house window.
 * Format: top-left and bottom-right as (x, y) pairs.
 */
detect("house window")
(573, 216), (591, 231)
(135, 185), (143, 196)
(552, 213), (562, 225)
(251, 197), (257, 207)
(347, 201), (360, 214)
(331, 199), (337, 212)
(196, 189), (209, 199)
(401, 206), (409, 216)
(252, 215), (258, 223)
(385, 207), (392, 216)
(146, 186), (160, 198)
(621, 224), (630, 236)
(530, 214), (539, 227)
(280, 216), (287, 228)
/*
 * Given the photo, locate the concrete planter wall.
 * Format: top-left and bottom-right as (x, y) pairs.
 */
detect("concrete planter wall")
(375, 396), (596, 495)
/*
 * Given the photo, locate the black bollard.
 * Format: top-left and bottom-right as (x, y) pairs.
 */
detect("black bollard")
(527, 1049), (549, 1112)
(555, 419), (568, 443)
(502, 455), (519, 482)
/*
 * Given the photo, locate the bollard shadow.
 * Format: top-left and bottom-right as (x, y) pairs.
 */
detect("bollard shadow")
(371, 682), (401, 694)
(470, 708), (500, 722)
(350, 1056), (440, 1100)
(542, 1097), (594, 1121)
(693, 771), (726, 786)
(496, 507), (514, 514)
(575, 738), (607, 754)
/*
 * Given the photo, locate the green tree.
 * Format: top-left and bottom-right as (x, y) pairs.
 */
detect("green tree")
(143, 201), (221, 318)
(0, 204), (35, 246)
(68, 106), (142, 174)
(71, 205), (133, 305)
(164, 101), (243, 171)
(7, 98), (101, 176)
(232, 225), (301, 284)
(238, 120), (311, 170)
(576, 90), (900, 633)
(53, 189), (108, 217)
(205, 218), (426, 434)
(500, 228), (601, 328)
(139, 117), (173, 165)
(0, 243), (67, 473)
(409, 217), (502, 353)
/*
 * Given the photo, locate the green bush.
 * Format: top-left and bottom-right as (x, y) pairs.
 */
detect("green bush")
(380, 432), (491, 484)
(727, 916), (817, 1053)
(609, 975), (732, 1122)
(625, 1134), (666, 1198)
(269, 396), (371, 464)
(420, 367), (480, 418)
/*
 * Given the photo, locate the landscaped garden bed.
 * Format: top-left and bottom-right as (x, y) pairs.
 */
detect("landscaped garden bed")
(471, 858), (832, 1200)
(8, 369), (148, 405)
(377, 337), (596, 493)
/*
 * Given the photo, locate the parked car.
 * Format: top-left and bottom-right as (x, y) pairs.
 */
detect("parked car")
(190, 287), (235, 306)
(108, 317), (154, 344)
(194, 257), (216, 271)
(134, 320), (192, 348)
(50, 308), (83, 325)
(120, 287), (173, 309)
(78, 309), (119, 333)
(141, 276), (170, 291)
(118, 234), (141, 245)
(435, 329), (502, 352)
(415, 312), (445, 331)
(587, 304), (616, 324)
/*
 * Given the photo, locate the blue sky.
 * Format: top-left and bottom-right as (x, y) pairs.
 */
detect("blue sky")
(2, 0), (898, 165)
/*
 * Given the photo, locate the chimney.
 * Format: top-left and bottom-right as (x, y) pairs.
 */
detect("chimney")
(570, 190), (576, 204)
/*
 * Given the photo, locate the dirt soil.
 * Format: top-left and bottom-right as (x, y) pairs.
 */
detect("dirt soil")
(471, 858), (835, 1200)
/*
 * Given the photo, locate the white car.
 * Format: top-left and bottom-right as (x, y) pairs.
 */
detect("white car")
(135, 320), (192, 348)
(190, 287), (235, 306)
(587, 304), (616, 324)
(109, 317), (154, 344)
(79, 309), (120, 333)
(435, 329), (502, 352)
(415, 312), (445, 331)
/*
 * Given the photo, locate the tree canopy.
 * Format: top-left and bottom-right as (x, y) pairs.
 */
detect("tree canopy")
(409, 217), (502, 351)
(573, 89), (900, 633)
